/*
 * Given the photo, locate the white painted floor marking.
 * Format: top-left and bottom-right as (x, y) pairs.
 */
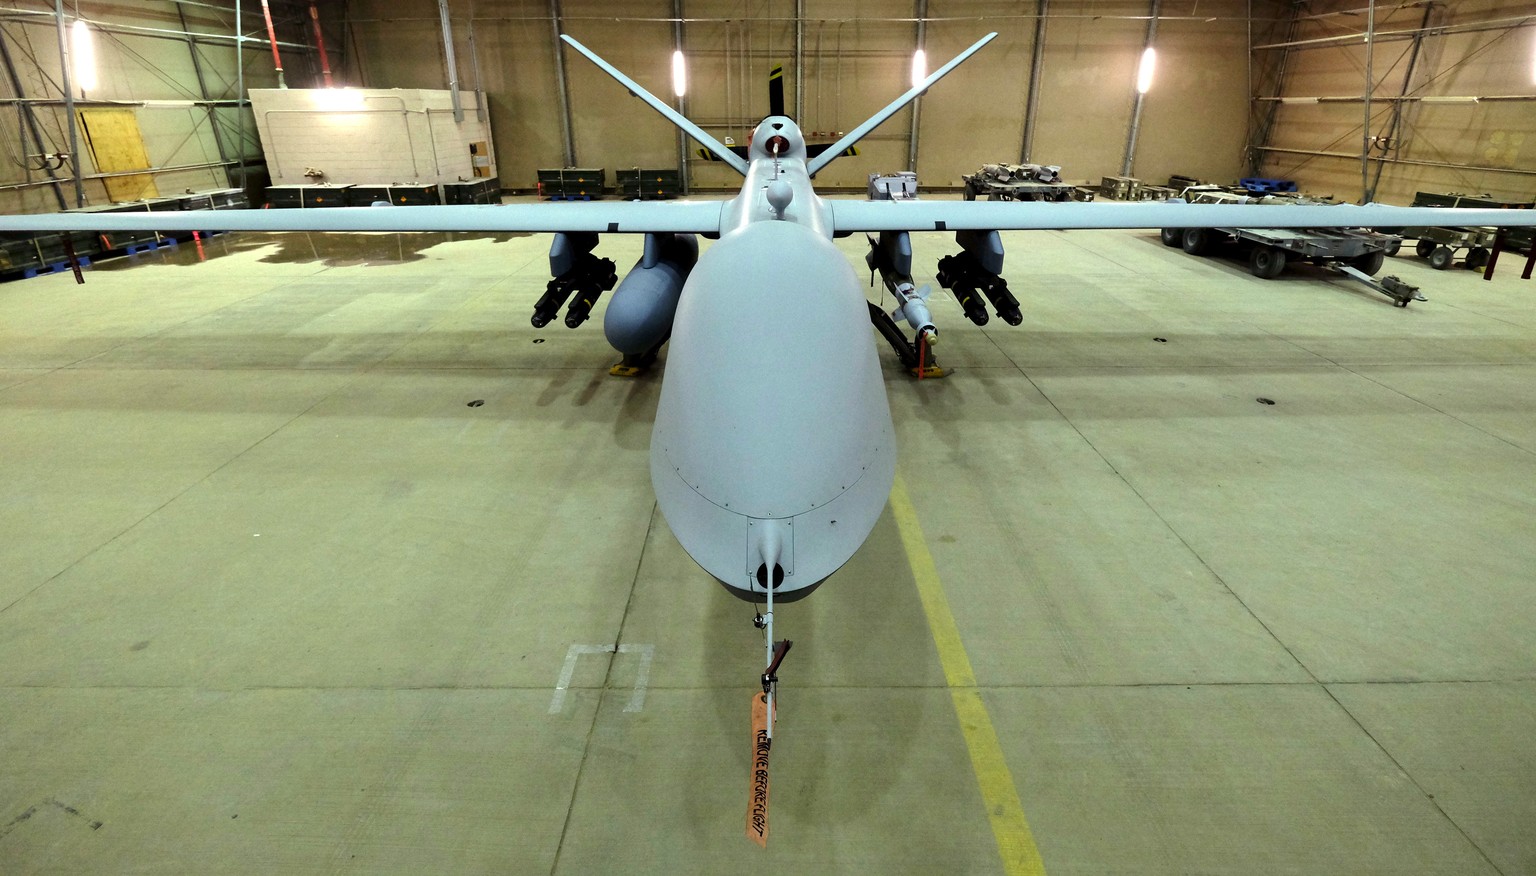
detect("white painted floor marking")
(549, 643), (656, 714)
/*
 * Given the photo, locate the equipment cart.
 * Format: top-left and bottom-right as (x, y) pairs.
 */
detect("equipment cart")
(1383, 226), (1497, 270)
(961, 163), (1076, 202)
(1376, 193), (1534, 270)
(1163, 192), (1419, 306)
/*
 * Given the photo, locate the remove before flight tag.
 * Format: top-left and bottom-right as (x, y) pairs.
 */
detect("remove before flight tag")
(746, 691), (774, 846)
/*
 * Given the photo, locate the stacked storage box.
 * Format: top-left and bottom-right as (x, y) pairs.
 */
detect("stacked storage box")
(346, 184), (441, 207)
(0, 230), (101, 275)
(443, 178), (501, 205)
(265, 184), (354, 208)
(537, 168), (605, 199)
(616, 168), (681, 200)
(175, 188), (249, 211)
(64, 202), (160, 250)
(1100, 176), (1142, 201)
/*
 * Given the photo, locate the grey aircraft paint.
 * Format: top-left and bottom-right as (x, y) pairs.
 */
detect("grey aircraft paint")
(2, 34), (1535, 605)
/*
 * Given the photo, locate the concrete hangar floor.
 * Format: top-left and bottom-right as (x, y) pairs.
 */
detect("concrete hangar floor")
(0, 201), (1533, 875)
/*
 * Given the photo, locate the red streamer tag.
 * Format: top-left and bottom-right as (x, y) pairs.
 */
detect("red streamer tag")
(746, 691), (772, 847)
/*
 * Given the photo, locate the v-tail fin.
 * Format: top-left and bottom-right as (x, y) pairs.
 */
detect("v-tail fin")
(560, 34), (750, 176)
(804, 32), (997, 177)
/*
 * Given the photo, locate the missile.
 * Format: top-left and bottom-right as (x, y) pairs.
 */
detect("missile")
(935, 253), (991, 326)
(937, 227), (1023, 326)
(532, 232), (617, 329)
(866, 230), (936, 339)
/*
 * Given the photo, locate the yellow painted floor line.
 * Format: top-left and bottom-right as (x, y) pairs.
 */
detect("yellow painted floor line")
(891, 475), (1048, 876)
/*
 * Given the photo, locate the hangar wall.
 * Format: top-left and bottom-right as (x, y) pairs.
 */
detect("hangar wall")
(343, 0), (1256, 193)
(1251, 0), (1536, 205)
(0, 2), (294, 214)
(0, 2), (1527, 213)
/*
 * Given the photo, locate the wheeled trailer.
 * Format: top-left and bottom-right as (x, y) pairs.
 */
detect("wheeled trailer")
(1376, 192), (1536, 269)
(961, 164), (1077, 202)
(1381, 225), (1496, 270)
(1161, 224), (1419, 306)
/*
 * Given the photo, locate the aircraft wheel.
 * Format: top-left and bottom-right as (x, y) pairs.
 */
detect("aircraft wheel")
(1428, 246), (1454, 270)
(1415, 239), (1436, 259)
(1464, 247), (1490, 270)
(1160, 228), (1182, 247)
(1181, 227), (1214, 256)
(1249, 246), (1287, 279)
(1351, 250), (1386, 276)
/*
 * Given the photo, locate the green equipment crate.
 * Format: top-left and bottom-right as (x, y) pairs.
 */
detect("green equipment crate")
(616, 168), (681, 200)
(346, 184), (441, 207)
(265, 184), (353, 208)
(1411, 192), (1535, 253)
(537, 168), (605, 199)
(443, 178), (501, 205)
(64, 202), (159, 249)
(0, 230), (101, 273)
(176, 188), (249, 211)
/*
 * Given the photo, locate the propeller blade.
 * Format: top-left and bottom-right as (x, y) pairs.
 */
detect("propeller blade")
(768, 64), (785, 117)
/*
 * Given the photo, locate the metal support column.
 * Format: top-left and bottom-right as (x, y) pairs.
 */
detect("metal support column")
(1367, 5), (1433, 202)
(1360, 2), (1374, 202)
(907, 0), (925, 173)
(467, 0), (487, 122)
(1020, 0), (1048, 163)
(1120, 0), (1160, 177)
(793, 0), (804, 123)
(52, 0), (83, 206)
(437, 0), (463, 122)
(1246, 2), (1301, 177)
(258, 0), (285, 88)
(235, 0), (247, 194)
(673, 0), (688, 193)
(177, 2), (231, 185)
(0, 26), (66, 209)
(550, 0), (575, 166)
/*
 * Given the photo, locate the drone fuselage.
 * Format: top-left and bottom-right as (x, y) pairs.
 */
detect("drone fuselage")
(650, 117), (896, 601)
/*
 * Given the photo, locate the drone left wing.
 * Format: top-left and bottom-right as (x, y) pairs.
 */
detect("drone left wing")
(829, 199), (1536, 233)
(0, 201), (726, 235)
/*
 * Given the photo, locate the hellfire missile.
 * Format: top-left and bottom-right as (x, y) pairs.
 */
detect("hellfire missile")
(866, 230), (936, 340)
(532, 232), (617, 329)
(937, 229), (1022, 326)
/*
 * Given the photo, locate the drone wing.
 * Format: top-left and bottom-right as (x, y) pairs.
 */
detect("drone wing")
(0, 201), (726, 236)
(827, 200), (1536, 233)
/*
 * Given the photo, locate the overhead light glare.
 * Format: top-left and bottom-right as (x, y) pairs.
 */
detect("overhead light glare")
(912, 48), (927, 89)
(1136, 46), (1156, 94)
(71, 20), (97, 94)
(672, 50), (686, 98)
(314, 87), (366, 111)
